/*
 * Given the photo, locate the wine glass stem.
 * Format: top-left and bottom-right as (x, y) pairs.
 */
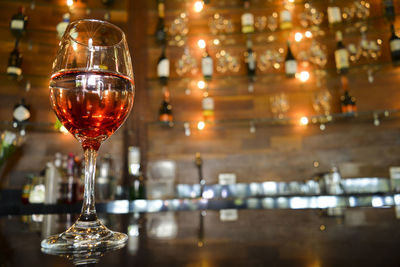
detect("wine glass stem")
(80, 148), (98, 221)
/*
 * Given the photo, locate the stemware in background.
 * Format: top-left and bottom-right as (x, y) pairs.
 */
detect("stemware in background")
(168, 12), (188, 47)
(313, 90), (332, 116)
(270, 93), (289, 119)
(41, 19), (134, 251)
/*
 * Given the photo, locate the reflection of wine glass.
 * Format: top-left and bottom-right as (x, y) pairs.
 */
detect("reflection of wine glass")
(41, 19), (134, 251)
(42, 245), (125, 265)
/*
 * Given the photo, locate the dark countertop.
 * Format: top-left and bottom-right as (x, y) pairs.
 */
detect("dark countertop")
(2, 207), (400, 266)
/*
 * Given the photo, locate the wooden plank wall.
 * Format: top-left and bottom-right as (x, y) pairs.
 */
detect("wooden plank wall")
(145, 0), (400, 183)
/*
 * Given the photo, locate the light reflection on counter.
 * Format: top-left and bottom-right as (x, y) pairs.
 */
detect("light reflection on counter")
(100, 194), (400, 214)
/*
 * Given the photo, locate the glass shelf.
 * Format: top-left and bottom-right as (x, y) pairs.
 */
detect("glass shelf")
(149, 14), (395, 48)
(146, 61), (399, 92)
(147, 109), (400, 129)
(149, 0), (388, 13)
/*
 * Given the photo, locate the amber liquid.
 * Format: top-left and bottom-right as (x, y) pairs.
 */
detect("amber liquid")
(50, 70), (134, 150)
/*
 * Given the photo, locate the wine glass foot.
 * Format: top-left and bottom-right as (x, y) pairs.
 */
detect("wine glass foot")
(40, 218), (128, 252)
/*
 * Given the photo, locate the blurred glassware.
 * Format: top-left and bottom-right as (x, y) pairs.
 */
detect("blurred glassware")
(255, 16), (267, 31)
(270, 93), (289, 119)
(168, 12), (188, 47)
(209, 13), (234, 35)
(215, 50), (240, 73)
(175, 47), (198, 76)
(299, 2), (324, 28)
(313, 90), (332, 115)
(309, 40), (328, 68)
(257, 48), (284, 72)
(267, 12), (278, 32)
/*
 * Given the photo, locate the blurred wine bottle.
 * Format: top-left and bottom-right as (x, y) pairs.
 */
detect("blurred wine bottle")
(7, 40), (23, 80)
(10, 6), (27, 39)
(155, 0), (167, 44)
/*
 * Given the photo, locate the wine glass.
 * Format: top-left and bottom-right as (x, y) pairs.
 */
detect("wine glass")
(41, 19), (134, 251)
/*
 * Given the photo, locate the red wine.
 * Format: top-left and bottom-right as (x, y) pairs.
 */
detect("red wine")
(50, 70), (134, 150)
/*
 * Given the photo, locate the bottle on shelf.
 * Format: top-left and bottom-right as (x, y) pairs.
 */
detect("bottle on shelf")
(285, 41), (297, 78)
(201, 47), (213, 81)
(383, 0), (395, 22)
(21, 175), (33, 204)
(157, 45), (170, 85)
(195, 153), (205, 197)
(12, 98), (30, 136)
(56, 13), (70, 40)
(280, 7), (292, 30)
(202, 91), (214, 122)
(28, 172), (45, 204)
(241, 0), (254, 34)
(159, 85), (173, 126)
(340, 76), (357, 114)
(128, 147), (146, 200)
(53, 153), (64, 202)
(44, 161), (59, 204)
(7, 40), (23, 80)
(155, 0), (167, 44)
(327, 4), (342, 25)
(245, 38), (256, 79)
(334, 31), (349, 75)
(60, 153), (78, 204)
(10, 6), (27, 39)
(389, 24), (400, 65)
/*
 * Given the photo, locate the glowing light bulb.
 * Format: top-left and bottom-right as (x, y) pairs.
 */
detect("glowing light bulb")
(197, 80), (206, 89)
(194, 1), (204, 12)
(300, 116), (309, 126)
(305, 31), (312, 38)
(197, 39), (206, 49)
(294, 32), (303, 42)
(67, 0), (73, 7)
(299, 71), (310, 82)
(288, 0), (295, 2)
(197, 121), (205, 130)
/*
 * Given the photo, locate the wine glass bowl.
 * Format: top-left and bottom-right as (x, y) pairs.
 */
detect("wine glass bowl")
(42, 19), (134, 252)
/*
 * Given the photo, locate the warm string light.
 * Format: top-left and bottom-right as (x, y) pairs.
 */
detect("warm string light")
(66, 0), (73, 7)
(300, 116), (309, 126)
(197, 80), (206, 89)
(294, 32), (303, 42)
(305, 31), (312, 38)
(298, 71), (310, 82)
(197, 39), (206, 49)
(197, 121), (205, 130)
(194, 1), (204, 13)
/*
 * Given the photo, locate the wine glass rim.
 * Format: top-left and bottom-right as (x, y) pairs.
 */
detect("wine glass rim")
(67, 19), (126, 48)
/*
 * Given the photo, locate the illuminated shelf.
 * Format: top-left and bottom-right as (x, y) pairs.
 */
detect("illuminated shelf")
(147, 109), (400, 129)
(147, 61), (399, 92)
(150, 0), (389, 15)
(149, 15), (395, 47)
